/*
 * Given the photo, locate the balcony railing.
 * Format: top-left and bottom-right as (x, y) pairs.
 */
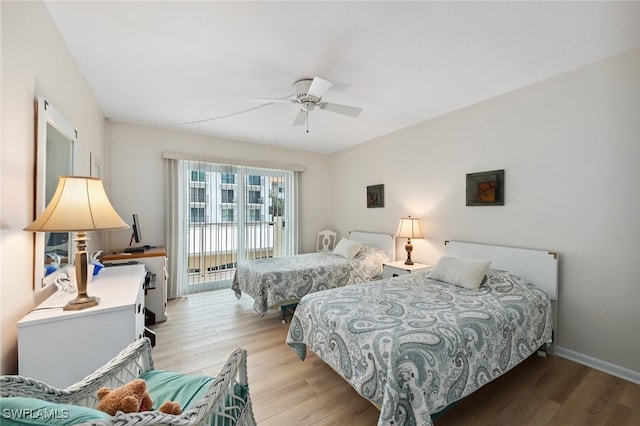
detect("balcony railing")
(186, 220), (284, 281)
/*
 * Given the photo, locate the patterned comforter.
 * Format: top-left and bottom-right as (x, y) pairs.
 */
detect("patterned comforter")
(232, 246), (389, 316)
(286, 269), (553, 425)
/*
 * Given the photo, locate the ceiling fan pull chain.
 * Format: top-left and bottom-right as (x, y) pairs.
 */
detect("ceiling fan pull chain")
(306, 108), (309, 133)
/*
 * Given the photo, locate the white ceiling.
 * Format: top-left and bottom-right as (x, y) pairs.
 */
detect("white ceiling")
(44, 1), (639, 154)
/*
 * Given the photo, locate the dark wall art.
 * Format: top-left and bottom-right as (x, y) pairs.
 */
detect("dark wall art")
(466, 170), (504, 206)
(367, 184), (384, 208)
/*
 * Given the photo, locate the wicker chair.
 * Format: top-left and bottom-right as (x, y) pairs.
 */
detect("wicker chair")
(0, 338), (256, 426)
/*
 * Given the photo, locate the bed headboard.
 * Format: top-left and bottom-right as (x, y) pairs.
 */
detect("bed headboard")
(443, 240), (558, 301)
(444, 240), (559, 355)
(349, 231), (395, 261)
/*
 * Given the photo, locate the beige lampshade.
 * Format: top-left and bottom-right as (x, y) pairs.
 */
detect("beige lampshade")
(24, 176), (129, 232)
(396, 216), (424, 239)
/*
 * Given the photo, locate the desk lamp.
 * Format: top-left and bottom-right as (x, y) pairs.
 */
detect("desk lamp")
(25, 176), (128, 310)
(396, 216), (424, 265)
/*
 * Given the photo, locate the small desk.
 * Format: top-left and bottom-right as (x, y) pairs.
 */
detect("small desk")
(102, 247), (168, 323)
(102, 246), (167, 260)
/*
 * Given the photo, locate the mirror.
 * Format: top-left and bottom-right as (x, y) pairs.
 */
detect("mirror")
(34, 97), (77, 289)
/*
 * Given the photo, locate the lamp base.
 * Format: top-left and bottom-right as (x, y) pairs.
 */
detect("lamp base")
(404, 239), (414, 265)
(64, 235), (99, 311)
(63, 295), (99, 311)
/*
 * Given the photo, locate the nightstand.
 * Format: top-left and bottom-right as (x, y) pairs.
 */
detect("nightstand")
(382, 260), (431, 279)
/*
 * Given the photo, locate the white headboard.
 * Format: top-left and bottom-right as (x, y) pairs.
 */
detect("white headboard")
(443, 240), (558, 301)
(444, 240), (559, 355)
(349, 231), (395, 261)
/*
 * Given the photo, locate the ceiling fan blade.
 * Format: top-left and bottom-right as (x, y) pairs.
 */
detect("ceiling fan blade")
(308, 77), (333, 99)
(292, 109), (307, 127)
(318, 102), (362, 118)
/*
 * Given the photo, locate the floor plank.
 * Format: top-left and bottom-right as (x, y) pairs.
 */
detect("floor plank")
(150, 289), (640, 425)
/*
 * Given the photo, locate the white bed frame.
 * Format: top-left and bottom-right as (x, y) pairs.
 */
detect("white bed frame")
(444, 240), (559, 354)
(349, 231), (395, 261)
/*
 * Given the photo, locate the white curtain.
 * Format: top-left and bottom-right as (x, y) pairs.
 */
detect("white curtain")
(164, 155), (299, 297)
(164, 158), (186, 298)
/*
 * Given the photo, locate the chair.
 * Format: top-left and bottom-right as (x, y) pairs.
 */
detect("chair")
(0, 338), (256, 426)
(316, 229), (337, 252)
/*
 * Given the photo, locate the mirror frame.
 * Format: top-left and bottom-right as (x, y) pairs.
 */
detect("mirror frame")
(34, 97), (77, 289)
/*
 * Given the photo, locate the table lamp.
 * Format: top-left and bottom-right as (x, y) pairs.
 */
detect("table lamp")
(24, 176), (129, 310)
(396, 216), (423, 265)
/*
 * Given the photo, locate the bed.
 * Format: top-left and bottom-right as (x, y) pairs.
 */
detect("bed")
(286, 241), (558, 426)
(232, 231), (395, 319)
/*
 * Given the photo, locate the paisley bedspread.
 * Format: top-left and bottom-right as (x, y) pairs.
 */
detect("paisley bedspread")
(232, 246), (388, 316)
(286, 269), (552, 425)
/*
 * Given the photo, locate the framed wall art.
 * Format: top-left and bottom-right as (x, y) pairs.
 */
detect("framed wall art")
(367, 184), (384, 208)
(466, 169), (504, 206)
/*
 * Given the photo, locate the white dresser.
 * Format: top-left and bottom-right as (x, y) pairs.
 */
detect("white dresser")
(18, 264), (146, 388)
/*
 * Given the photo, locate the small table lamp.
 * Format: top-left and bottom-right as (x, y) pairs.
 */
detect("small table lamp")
(396, 216), (423, 265)
(24, 176), (129, 310)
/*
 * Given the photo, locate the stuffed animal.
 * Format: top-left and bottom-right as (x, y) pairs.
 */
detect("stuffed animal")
(96, 378), (181, 416)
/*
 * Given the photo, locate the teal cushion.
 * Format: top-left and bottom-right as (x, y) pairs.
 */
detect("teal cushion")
(139, 370), (215, 411)
(139, 370), (248, 426)
(0, 397), (109, 425)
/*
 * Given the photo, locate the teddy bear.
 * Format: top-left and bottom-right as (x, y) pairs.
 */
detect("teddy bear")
(96, 378), (181, 416)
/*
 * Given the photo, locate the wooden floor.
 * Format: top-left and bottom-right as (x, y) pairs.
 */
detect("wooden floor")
(150, 289), (640, 425)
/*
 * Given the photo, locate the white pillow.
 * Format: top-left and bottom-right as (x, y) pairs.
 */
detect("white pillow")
(428, 256), (492, 290)
(333, 238), (363, 259)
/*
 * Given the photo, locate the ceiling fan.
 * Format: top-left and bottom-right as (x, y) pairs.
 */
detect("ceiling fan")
(252, 77), (362, 132)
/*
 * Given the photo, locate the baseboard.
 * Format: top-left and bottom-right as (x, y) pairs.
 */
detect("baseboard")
(555, 346), (640, 385)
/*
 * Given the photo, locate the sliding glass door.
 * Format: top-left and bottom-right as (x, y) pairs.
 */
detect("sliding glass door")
(180, 161), (296, 293)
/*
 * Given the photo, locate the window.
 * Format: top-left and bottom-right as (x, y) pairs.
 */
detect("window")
(221, 208), (234, 222)
(191, 187), (206, 203)
(221, 189), (234, 203)
(191, 171), (206, 182)
(247, 175), (261, 185)
(190, 208), (205, 223)
(221, 173), (235, 184)
(248, 190), (262, 204)
(269, 176), (286, 219)
(248, 208), (261, 222)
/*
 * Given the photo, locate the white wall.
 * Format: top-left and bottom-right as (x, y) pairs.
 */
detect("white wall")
(329, 48), (640, 376)
(1, 1), (106, 373)
(106, 123), (331, 254)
